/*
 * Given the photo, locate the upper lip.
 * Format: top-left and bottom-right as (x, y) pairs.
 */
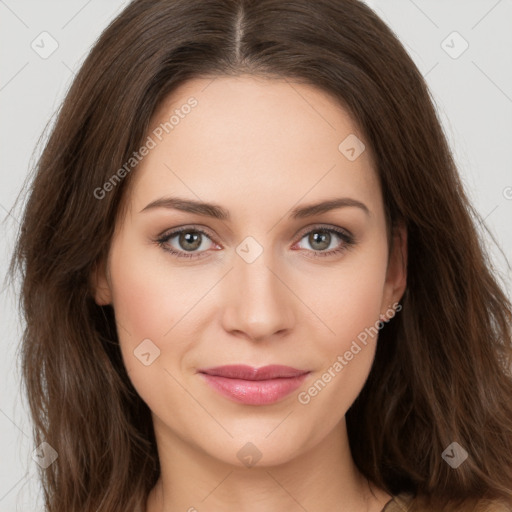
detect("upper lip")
(198, 365), (309, 380)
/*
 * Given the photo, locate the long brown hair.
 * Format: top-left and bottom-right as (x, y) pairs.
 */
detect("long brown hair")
(11, 0), (512, 510)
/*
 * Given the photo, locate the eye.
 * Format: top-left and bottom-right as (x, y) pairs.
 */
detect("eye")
(293, 225), (355, 258)
(156, 224), (355, 260)
(156, 226), (218, 259)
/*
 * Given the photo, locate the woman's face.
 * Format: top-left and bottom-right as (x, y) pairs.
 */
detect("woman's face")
(93, 75), (406, 467)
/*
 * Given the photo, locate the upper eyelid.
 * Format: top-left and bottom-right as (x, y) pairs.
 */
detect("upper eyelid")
(295, 223), (352, 239)
(158, 225), (217, 243)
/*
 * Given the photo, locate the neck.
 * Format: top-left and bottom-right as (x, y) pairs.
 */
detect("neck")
(146, 416), (391, 512)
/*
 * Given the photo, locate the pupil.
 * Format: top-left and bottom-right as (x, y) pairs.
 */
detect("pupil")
(180, 231), (201, 251)
(310, 230), (330, 250)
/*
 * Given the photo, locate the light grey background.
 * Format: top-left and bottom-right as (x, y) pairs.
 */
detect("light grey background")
(1, 0), (511, 510)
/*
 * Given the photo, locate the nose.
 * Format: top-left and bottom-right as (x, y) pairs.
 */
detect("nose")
(220, 248), (295, 342)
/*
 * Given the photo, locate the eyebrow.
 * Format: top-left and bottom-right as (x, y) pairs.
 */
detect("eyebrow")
(140, 196), (370, 219)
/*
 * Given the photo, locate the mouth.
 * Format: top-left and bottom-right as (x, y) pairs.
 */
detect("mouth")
(197, 365), (310, 405)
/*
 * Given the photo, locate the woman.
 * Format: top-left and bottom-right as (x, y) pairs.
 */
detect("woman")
(12, 0), (512, 510)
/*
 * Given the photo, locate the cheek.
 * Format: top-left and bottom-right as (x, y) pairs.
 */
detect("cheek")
(107, 233), (212, 411)
(294, 241), (388, 419)
(304, 240), (389, 353)
(108, 229), (205, 344)
(110, 259), (167, 346)
(108, 258), (186, 424)
(107, 235), (179, 381)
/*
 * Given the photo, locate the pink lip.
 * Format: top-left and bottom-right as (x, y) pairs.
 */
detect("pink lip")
(197, 365), (310, 405)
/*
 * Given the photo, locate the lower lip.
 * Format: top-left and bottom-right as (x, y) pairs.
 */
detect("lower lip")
(199, 373), (309, 405)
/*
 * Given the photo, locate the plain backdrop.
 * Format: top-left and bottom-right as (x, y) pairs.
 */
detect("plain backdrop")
(1, 0), (511, 510)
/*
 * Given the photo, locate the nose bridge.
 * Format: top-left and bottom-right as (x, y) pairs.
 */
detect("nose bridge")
(221, 238), (294, 340)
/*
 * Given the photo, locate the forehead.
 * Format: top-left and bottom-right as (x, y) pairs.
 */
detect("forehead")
(126, 75), (382, 222)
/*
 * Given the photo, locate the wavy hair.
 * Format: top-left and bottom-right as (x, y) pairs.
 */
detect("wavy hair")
(11, 0), (512, 510)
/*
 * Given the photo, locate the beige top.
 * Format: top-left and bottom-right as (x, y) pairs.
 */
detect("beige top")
(381, 494), (412, 512)
(381, 493), (512, 511)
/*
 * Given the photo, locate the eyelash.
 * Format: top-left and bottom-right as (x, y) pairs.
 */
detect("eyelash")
(155, 224), (355, 260)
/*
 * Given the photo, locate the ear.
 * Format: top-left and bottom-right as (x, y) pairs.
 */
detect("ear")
(90, 258), (113, 306)
(380, 223), (407, 319)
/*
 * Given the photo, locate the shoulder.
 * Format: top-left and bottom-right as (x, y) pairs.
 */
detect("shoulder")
(471, 499), (512, 512)
(383, 493), (512, 512)
(381, 493), (413, 512)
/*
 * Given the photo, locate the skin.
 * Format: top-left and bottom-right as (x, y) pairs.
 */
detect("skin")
(93, 75), (407, 512)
